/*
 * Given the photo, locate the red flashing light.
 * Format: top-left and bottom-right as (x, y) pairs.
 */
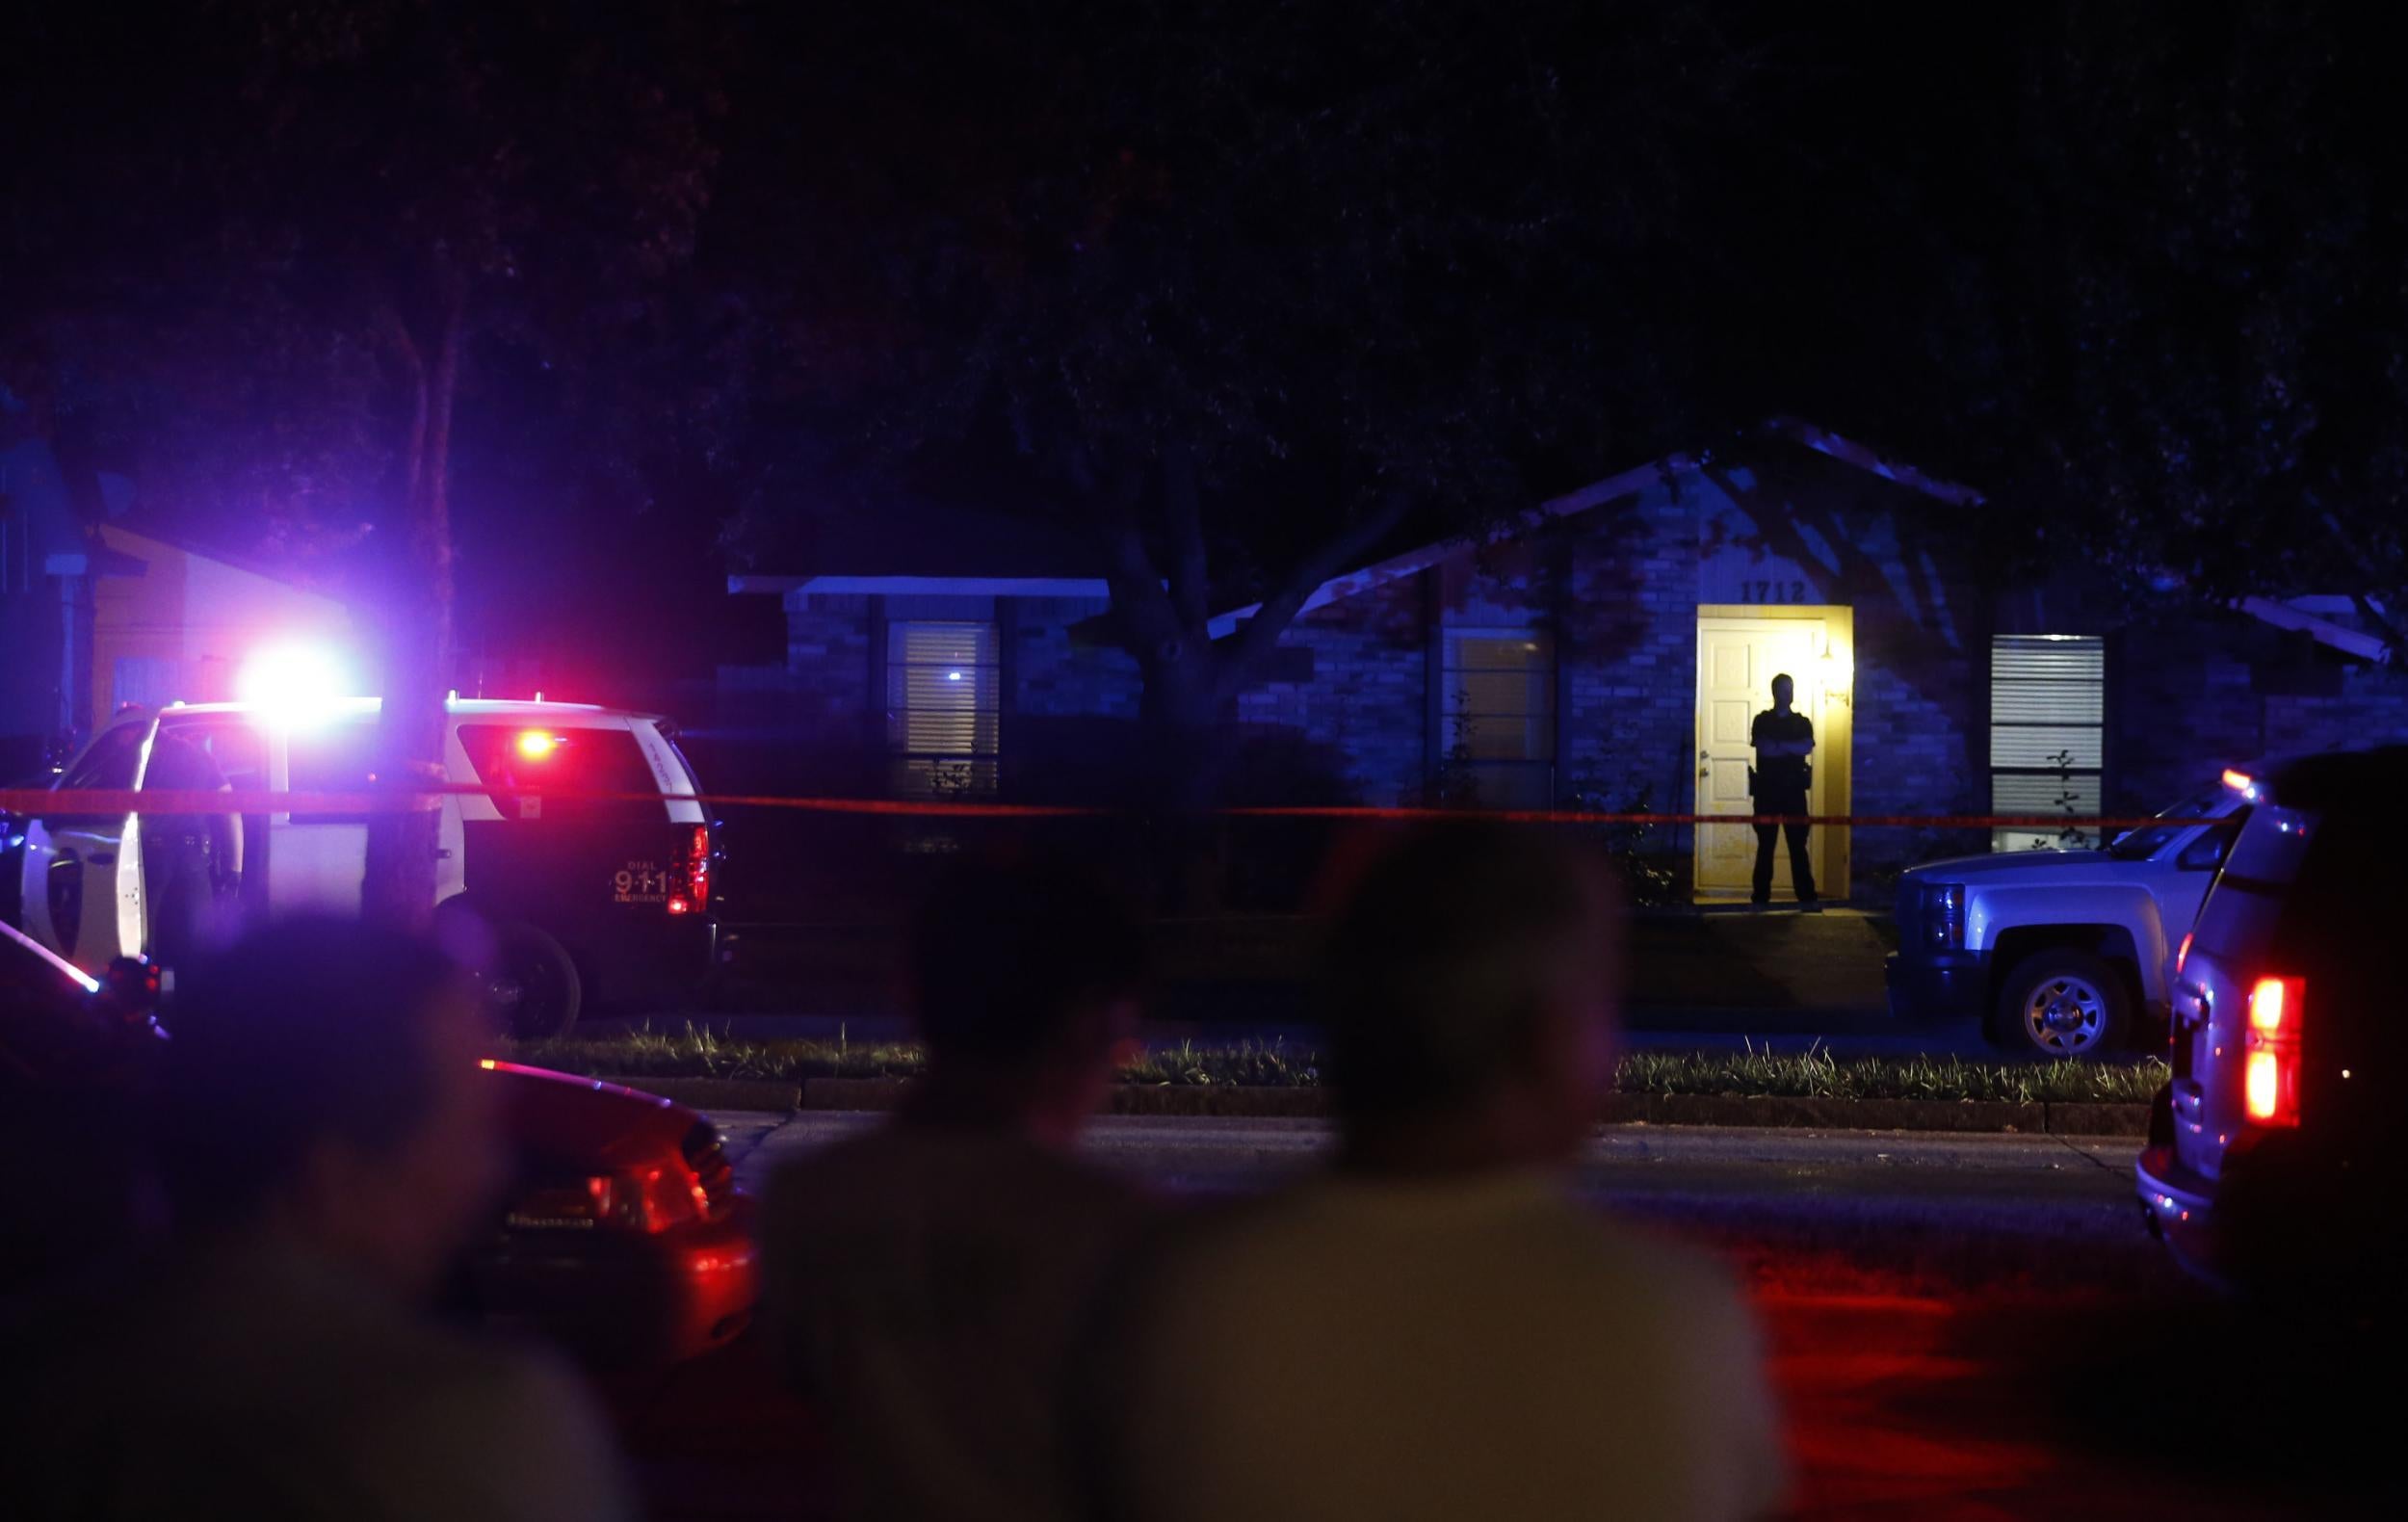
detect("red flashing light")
(2243, 976), (2304, 1127)
(515, 730), (560, 762)
(673, 824), (710, 915)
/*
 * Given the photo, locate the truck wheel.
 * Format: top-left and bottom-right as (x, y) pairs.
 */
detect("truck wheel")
(488, 921), (583, 1040)
(1994, 948), (2130, 1059)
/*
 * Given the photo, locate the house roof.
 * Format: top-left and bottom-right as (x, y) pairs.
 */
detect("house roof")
(728, 500), (1109, 598)
(1203, 417), (1987, 637)
(1202, 420), (2391, 665)
(95, 521), (350, 601)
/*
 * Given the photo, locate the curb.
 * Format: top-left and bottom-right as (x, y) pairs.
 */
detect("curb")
(617, 1076), (804, 1114)
(756, 1077), (2147, 1135)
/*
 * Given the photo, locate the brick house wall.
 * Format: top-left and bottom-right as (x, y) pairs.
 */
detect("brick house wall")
(738, 441), (2408, 895)
(1233, 572), (1428, 803)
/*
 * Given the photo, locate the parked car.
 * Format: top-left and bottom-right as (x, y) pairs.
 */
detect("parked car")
(465, 1061), (759, 1367)
(0, 918), (757, 1364)
(1886, 772), (2257, 1057)
(1, 919), (169, 1295)
(10, 696), (724, 1037)
(2136, 748), (2401, 1297)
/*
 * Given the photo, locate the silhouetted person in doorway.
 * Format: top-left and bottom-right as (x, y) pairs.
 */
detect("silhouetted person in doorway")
(1751, 672), (1819, 908)
(763, 852), (1155, 1522)
(1100, 824), (1785, 1522)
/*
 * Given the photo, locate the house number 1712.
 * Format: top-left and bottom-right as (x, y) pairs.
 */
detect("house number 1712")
(1739, 580), (1808, 604)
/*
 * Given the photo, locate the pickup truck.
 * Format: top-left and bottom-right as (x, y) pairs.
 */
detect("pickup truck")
(1886, 770), (2258, 1058)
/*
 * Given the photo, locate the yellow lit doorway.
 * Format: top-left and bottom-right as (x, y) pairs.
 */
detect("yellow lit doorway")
(1693, 605), (1852, 902)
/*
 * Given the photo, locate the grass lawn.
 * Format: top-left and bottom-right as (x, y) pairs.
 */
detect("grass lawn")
(507, 1025), (2168, 1105)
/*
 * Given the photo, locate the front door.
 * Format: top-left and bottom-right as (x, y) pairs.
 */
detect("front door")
(1694, 614), (1843, 898)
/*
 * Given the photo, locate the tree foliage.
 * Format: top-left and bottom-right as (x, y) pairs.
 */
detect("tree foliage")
(7, 0), (736, 919)
(722, 0), (1780, 799)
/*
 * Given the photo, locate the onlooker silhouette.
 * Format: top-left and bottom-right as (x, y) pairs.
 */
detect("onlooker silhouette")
(1106, 824), (1786, 1521)
(763, 852), (1154, 1522)
(9, 917), (634, 1520)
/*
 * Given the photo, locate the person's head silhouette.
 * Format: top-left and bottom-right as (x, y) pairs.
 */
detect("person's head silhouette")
(1322, 823), (1624, 1172)
(158, 917), (505, 1298)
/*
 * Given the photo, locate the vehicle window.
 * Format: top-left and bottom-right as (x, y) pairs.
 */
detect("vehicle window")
(2107, 787), (2227, 859)
(458, 723), (658, 817)
(2175, 810), (2247, 871)
(288, 721), (383, 822)
(180, 722), (267, 791)
(655, 724), (703, 796)
(2190, 805), (2316, 966)
(58, 725), (148, 794)
(144, 721), (268, 794)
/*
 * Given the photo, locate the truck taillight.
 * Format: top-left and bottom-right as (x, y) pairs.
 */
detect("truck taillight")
(2243, 975), (2304, 1127)
(667, 824), (710, 915)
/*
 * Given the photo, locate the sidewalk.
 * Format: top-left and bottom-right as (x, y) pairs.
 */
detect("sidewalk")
(715, 904), (1894, 1023)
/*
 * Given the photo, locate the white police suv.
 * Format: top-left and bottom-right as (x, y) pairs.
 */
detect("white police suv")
(10, 697), (720, 1037)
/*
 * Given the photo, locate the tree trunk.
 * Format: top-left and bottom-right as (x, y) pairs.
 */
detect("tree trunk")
(360, 293), (462, 932)
(1138, 652), (1230, 912)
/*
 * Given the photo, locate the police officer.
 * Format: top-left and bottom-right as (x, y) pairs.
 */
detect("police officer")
(1749, 673), (1819, 909)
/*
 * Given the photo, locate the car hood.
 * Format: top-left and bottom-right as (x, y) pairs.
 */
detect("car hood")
(1900, 849), (2137, 886)
(485, 1063), (701, 1173)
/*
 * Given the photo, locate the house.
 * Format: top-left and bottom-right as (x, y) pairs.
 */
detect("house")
(724, 421), (2406, 901)
(1, 429), (356, 771)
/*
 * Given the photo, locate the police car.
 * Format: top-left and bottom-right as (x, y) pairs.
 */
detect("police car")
(10, 696), (720, 1037)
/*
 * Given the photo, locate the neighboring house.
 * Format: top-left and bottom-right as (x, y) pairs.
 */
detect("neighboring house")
(725, 420), (2406, 901)
(1, 431), (95, 774)
(0, 461), (356, 767)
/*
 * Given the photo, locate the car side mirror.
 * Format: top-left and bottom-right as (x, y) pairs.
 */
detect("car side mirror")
(2177, 834), (2229, 872)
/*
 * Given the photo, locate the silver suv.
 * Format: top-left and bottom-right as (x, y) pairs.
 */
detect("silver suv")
(2138, 748), (2400, 1294)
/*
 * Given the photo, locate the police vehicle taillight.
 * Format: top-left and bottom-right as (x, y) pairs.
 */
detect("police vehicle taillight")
(667, 824), (710, 916)
(2243, 975), (2304, 1128)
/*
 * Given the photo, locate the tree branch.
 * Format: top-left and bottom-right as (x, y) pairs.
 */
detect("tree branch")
(1103, 509), (1184, 663)
(2351, 592), (2405, 664)
(2319, 513), (2407, 661)
(375, 302), (427, 512)
(1215, 488), (1416, 699)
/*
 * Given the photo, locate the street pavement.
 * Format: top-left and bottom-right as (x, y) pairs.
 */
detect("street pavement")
(600, 1114), (2391, 1521)
(721, 1112), (2140, 1210)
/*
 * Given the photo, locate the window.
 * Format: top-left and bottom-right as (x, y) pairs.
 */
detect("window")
(1439, 629), (1556, 809)
(60, 724), (148, 793)
(887, 621), (999, 797)
(1990, 634), (2105, 851)
(458, 723), (662, 818)
(146, 721), (267, 793)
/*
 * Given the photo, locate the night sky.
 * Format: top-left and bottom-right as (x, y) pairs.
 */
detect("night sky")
(7, 1), (2404, 692)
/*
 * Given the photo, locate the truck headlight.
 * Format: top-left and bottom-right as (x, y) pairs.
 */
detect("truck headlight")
(1924, 883), (1966, 951)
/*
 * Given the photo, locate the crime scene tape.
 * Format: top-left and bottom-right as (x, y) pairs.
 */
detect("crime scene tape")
(0, 785), (2221, 831)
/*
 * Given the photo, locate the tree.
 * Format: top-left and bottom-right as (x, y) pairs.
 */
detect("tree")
(2008, 1), (2408, 653)
(1758, 1), (2408, 656)
(723, 0), (1772, 809)
(7, 1), (736, 925)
